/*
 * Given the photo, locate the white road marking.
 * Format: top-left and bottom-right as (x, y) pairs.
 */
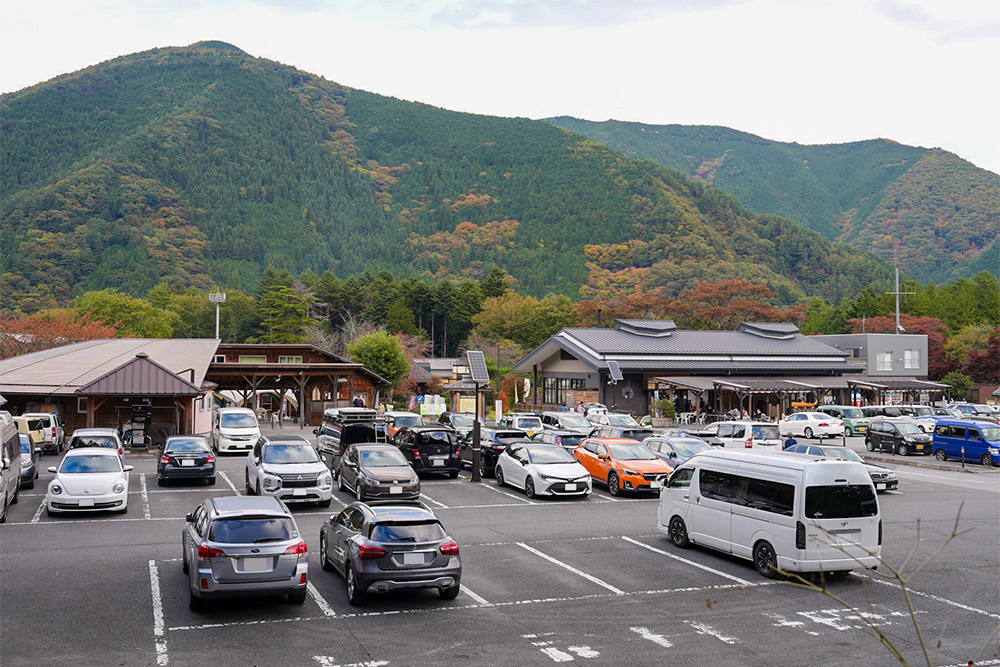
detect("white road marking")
(459, 584), (490, 606)
(540, 647), (573, 662)
(763, 612), (819, 636)
(516, 542), (625, 595)
(419, 493), (449, 508)
(139, 473), (152, 520)
(313, 658), (388, 667)
(630, 626), (674, 647)
(9, 516), (182, 526)
(30, 500), (45, 523)
(568, 646), (599, 658)
(480, 483), (537, 504)
(307, 582), (336, 617)
(219, 471), (241, 496)
(684, 620), (739, 644)
(620, 536), (754, 586)
(853, 573), (1000, 619)
(148, 560), (169, 665)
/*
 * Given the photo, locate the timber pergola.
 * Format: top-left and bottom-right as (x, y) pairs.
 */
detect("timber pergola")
(846, 377), (951, 405)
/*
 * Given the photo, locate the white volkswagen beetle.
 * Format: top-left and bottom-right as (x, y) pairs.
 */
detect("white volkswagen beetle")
(46, 447), (132, 517)
(495, 443), (591, 498)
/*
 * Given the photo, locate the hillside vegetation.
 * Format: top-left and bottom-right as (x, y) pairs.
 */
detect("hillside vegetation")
(2, 42), (893, 312)
(547, 117), (998, 283)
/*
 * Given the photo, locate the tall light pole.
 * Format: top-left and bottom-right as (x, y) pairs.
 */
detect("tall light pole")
(209, 292), (226, 339)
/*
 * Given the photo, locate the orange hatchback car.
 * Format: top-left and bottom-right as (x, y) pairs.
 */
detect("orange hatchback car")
(574, 438), (672, 496)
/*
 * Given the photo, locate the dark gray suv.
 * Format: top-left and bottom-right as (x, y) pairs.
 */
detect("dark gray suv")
(319, 501), (462, 606)
(182, 496), (309, 611)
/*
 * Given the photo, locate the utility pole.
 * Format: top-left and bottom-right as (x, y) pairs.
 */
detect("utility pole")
(884, 249), (914, 333)
(209, 291), (226, 339)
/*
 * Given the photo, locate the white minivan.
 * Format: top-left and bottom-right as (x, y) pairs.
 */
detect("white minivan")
(703, 420), (782, 449)
(657, 450), (881, 578)
(212, 407), (261, 453)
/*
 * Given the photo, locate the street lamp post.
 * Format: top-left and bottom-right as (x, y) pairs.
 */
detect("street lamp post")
(209, 292), (226, 339)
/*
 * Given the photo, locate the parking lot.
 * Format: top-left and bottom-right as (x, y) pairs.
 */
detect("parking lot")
(2, 434), (998, 666)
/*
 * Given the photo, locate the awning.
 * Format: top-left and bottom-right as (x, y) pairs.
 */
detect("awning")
(847, 377), (951, 391)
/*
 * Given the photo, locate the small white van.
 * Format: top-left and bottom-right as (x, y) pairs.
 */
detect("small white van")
(212, 407), (260, 453)
(703, 420), (782, 449)
(0, 412), (23, 523)
(657, 450), (881, 578)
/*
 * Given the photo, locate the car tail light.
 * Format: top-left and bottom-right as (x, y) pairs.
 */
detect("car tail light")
(440, 539), (460, 555)
(413, 449), (421, 457)
(201, 578), (209, 590)
(119, 447), (124, 455)
(161, 455), (171, 464)
(283, 541), (308, 556)
(206, 455), (215, 463)
(745, 438), (753, 448)
(455, 447), (461, 456)
(358, 542), (387, 560)
(198, 545), (226, 559)
(796, 521), (806, 550)
(819, 422), (830, 427)
(299, 573), (307, 584)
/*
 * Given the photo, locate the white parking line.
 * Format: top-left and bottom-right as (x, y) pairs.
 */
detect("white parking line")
(419, 493), (449, 509)
(139, 473), (152, 520)
(307, 582), (336, 617)
(459, 584), (490, 606)
(852, 573), (1000, 620)
(516, 542), (625, 595)
(630, 626), (673, 648)
(313, 659), (388, 667)
(480, 483), (538, 505)
(219, 471), (241, 496)
(30, 500), (45, 523)
(684, 620), (738, 644)
(620, 536), (754, 586)
(148, 559), (169, 665)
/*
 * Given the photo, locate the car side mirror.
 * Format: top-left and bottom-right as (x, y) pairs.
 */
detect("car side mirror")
(48, 466), (58, 473)
(123, 465), (134, 472)
(185, 512), (194, 522)
(313, 428), (321, 435)
(598, 454), (609, 461)
(0, 459), (7, 471)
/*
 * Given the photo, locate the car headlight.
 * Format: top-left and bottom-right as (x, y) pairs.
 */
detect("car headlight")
(887, 472), (898, 479)
(263, 477), (278, 489)
(362, 474), (380, 486)
(991, 448), (999, 455)
(538, 473), (552, 481)
(112, 481), (125, 493)
(319, 473), (332, 486)
(50, 484), (62, 495)
(577, 476), (590, 483)
(622, 468), (640, 476)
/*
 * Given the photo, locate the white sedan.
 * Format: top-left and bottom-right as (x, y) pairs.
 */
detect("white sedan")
(779, 412), (845, 440)
(495, 443), (592, 498)
(46, 447), (133, 516)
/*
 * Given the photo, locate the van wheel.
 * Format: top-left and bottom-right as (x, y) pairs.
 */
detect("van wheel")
(981, 454), (994, 467)
(753, 541), (781, 579)
(669, 517), (689, 548)
(189, 592), (207, 612)
(865, 439), (875, 452)
(10, 486), (17, 505)
(804, 427), (814, 439)
(934, 449), (947, 461)
(288, 591), (307, 604)
(607, 472), (621, 496)
(897, 443), (909, 456)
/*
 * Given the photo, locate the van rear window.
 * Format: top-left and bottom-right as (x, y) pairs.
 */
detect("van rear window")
(805, 485), (877, 519)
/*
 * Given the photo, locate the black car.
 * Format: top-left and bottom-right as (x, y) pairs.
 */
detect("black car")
(436, 412), (482, 439)
(533, 429), (586, 451)
(158, 435), (216, 485)
(319, 500), (462, 606)
(865, 419), (932, 456)
(393, 425), (462, 478)
(459, 427), (530, 478)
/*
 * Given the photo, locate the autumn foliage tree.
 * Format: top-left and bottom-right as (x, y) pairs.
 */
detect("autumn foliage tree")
(670, 280), (806, 331)
(0, 312), (119, 359)
(846, 314), (954, 380)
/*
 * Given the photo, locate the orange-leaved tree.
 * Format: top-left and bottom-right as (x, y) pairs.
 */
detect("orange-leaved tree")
(0, 311), (120, 359)
(671, 280), (806, 331)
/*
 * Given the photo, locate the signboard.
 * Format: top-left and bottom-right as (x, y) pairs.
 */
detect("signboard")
(209, 292), (227, 303)
(420, 402), (446, 417)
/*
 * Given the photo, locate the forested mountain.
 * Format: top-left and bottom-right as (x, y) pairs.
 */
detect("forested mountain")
(2, 42), (893, 312)
(547, 117), (999, 284)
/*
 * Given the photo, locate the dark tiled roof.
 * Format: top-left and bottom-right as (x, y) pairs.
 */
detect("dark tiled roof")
(558, 328), (844, 356)
(615, 360), (862, 372)
(613, 319), (677, 336)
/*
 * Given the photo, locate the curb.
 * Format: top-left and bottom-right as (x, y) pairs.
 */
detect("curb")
(862, 452), (998, 474)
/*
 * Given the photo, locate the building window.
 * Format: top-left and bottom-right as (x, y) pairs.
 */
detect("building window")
(904, 349), (920, 369)
(77, 397), (88, 414)
(213, 354), (226, 363)
(543, 377), (587, 405)
(876, 351), (893, 372)
(278, 355), (303, 364)
(239, 355), (267, 363)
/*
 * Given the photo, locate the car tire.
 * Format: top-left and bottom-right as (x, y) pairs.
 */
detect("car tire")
(157, 477), (165, 487)
(981, 454), (994, 467)
(189, 592), (207, 612)
(844, 426), (852, 437)
(24, 478), (34, 490)
(207, 476), (216, 486)
(245, 471), (254, 495)
(607, 471), (620, 497)
(804, 427), (814, 439)
(318, 497), (332, 508)
(524, 477), (536, 499)
(448, 470), (459, 479)
(355, 481), (364, 502)
(346, 566), (365, 606)
(288, 591), (307, 604)
(440, 584), (461, 600)
(479, 456), (493, 478)
(10, 486), (17, 505)
(753, 541), (781, 579)
(897, 443), (909, 456)
(320, 537), (334, 572)
(118, 504), (128, 514)
(45, 507), (55, 518)
(495, 466), (505, 487)
(669, 516), (689, 548)
(865, 439), (875, 452)
(256, 480), (262, 496)
(338, 472), (346, 492)
(934, 449), (947, 461)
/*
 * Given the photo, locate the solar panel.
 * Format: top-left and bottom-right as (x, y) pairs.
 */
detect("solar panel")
(607, 360), (623, 382)
(466, 350), (490, 383)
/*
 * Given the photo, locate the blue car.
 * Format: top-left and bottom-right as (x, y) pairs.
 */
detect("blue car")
(932, 419), (1000, 467)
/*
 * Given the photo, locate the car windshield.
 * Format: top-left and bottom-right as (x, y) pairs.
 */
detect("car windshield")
(841, 408), (864, 419)
(820, 448), (865, 463)
(908, 406), (933, 416)
(449, 414), (475, 428)
(527, 446), (576, 464)
(165, 438), (210, 453)
(752, 425), (780, 440)
(981, 427), (1000, 441)
(558, 414), (592, 428)
(896, 423), (923, 435)
(674, 440), (713, 458)
(805, 485), (878, 519)
(221, 413), (257, 428)
(516, 417), (542, 429)
(608, 442), (657, 460)
(361, 449), (410, 467)
(369, 520), (447, 543)
(209, 517), (296, 543)
(70, 436), (118, 449)
(606, 414), (639, 427)
(59, 455), (121, 473)
(393, 415), (421, 427)
(263, 444), (318, 463)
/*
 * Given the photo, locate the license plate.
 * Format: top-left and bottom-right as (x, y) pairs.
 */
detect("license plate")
(78, 498), (95, 507)
(390, 486), (403, 494)
(564, 483), (577, 491)
(403, 552), (425, 565)
(180, 459), (195, 467)
(432, 459), (445, 467)
(243, 557), (268, 572)
(650, 481), (662, 489)
(293, 488), (307, 496)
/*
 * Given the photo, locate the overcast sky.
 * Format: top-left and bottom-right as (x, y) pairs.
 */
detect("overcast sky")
(2, 0), (998, 173)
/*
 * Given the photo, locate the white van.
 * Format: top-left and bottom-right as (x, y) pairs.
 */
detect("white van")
(0, 412), (23, 523)
(657, 450), (881, 578)
(212, 407), (260, 453)
(703, 420), (782, 449)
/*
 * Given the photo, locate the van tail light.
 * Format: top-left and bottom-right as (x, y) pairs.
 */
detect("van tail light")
(201, 578), (209, 590)
(795, 521), (806, 550)
(413, 449), (421, 457)
(358, 543), (387, 560)
(299, 573), (307, 584)
(198, 545), (226, 559)
(878, 520), (883, 546)
(283, 540), (308, 556)
(745, 438), (753, 448)
(440, 539), (460, 555)
(455, 447), (462, 457)
(161, 455), (171, 464)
